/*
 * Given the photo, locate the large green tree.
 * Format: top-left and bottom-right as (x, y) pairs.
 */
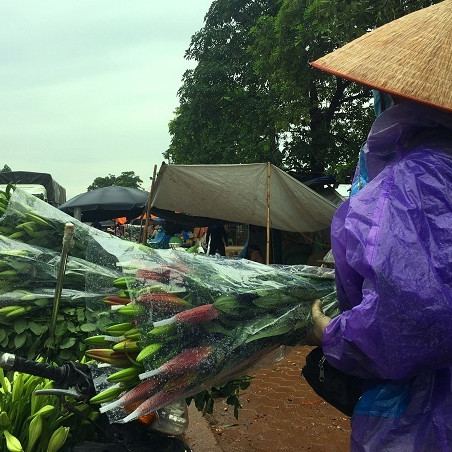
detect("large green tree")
(1, 165), (12, 172)
(87, 171), (143, 191)
(250, 0), (440, 180)
(165, 0), (282, 166)
(166, 0), (440, 182)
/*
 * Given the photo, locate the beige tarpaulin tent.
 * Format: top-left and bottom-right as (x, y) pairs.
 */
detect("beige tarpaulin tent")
(148, 163), (337, 262)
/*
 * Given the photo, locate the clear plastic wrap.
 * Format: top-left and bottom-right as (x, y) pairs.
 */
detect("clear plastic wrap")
(0, 188), (152, 265)
(90, 252), (338, 423)
(0, 188), (148, 362)
(0, 187), (339, 423)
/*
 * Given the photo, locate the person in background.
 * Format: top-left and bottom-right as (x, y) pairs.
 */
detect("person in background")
(180, 229), (191, 242)
(193, 226), (208, 252)
(309, 2), (452, 450)
(247, 243), (264, 264)
(151, 225), (160, 239)
(206, 225), (228, 256)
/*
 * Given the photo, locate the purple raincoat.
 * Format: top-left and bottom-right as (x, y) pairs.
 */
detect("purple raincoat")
(323, 102), (452, 451)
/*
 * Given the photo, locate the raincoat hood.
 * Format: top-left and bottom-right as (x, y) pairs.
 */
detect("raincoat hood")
(363, 101), (452, 181)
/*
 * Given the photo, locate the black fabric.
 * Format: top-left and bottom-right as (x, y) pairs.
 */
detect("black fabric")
(0, 171), (66, 206)
(301, 347), (363, 417)
(59, 186), (149, 222)
(206, 225), (228, 255)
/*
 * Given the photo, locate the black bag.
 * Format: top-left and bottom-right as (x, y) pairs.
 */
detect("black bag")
(301, 347), (363, 417)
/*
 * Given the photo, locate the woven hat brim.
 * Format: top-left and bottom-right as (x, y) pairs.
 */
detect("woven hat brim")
(311, 1), (452, 113)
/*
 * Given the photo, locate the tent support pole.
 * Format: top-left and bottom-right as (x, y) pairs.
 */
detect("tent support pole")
(266, 162), (271, 264)
(142, 164), (158, 245)
(74, 208), (82, 221)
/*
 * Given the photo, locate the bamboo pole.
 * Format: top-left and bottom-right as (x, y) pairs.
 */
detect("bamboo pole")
(49, 223), (74, 339)
(142, 164), (158, 244)
(266, 162), (271, 265)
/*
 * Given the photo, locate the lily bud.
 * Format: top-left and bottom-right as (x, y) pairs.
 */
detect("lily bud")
(0, 411), (10, 428)
(11, 372), (23, 403)
(3, 430), (23, 452)
(29, 405), (54, 420)
(46, 426), (70, 452)
(26, 414), (42, 452)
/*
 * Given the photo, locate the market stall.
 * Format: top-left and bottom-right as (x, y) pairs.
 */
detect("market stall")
(0, 184), (340, 449)
(59, 186), (149, 222)
(149, 163), (337, 263)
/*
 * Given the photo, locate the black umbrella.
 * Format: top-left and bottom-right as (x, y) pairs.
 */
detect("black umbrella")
(59, 186), (149, 222)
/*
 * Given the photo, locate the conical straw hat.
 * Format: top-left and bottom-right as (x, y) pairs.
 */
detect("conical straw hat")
(311, 0), (452, 112)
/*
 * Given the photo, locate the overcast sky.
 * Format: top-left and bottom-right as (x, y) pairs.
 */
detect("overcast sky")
(0, 1), (213, 199)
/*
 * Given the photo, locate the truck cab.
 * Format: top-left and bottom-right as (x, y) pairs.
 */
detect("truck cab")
(0, 183), (48, 202)
(0, 171), (66, 207)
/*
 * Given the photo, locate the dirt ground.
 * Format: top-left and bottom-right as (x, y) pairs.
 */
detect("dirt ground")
(184, 346), (351, 451)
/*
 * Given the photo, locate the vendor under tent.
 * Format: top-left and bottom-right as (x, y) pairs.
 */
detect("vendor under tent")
(149, 163), (337, 264)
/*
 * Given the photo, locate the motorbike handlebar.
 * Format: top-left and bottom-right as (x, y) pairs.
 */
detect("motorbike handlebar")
(0, 352), (94, 399)
(0, 353), (66, 382)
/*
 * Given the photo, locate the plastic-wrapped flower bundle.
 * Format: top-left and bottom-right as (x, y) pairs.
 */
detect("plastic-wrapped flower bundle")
(0, 187), (150, 362)
(0, 185), (339, 423)
(87, 253), (338, 423)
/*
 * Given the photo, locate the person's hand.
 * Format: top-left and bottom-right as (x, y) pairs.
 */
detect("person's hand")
(308, 299), (332, 346)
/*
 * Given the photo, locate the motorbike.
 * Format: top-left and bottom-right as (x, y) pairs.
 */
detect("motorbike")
(0, 351), (192, 452)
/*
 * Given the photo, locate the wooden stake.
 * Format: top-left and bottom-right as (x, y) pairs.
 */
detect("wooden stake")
(266, 162), (271, 265)
(142, 164), (158, 244)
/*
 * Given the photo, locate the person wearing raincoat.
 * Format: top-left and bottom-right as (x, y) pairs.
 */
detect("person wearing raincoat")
(309, 1), (452, 450)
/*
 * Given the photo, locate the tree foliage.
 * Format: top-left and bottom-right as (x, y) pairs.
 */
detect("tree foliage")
(166, 0), (441, 182)
(251, 0), (440, 180)
(87, 171), (143, 191)
(165, 0), (282, 166)
(1, 165), (12, 172)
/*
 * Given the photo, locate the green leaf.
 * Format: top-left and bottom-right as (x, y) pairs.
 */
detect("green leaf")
(54, 321), (68, 337)
(44, 337), (56, 349)
(194, 392), (207, 412)
(203, 320), (234, 337)
(8, 336), (15, 349)
(80, 323), (97, 332)
(28, 321), (42, 335)
(66, 321), (77, 333)
(28, 323), (48, 335)
(95, 316), (111, 331)
(239, 380), (253, 390)
(76, 308), (86, 323)
(59, 337), (76, 349)
(0, 335), (9, 348)
(14, 332), (27, 349)
(13, 318), (27, 334)
(34, 298), (50, 307)
(205, 397), (214, 415)
(243, 305), (304, 344)
(59, 349), (74, 360)
(0, 329), (6, 343)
